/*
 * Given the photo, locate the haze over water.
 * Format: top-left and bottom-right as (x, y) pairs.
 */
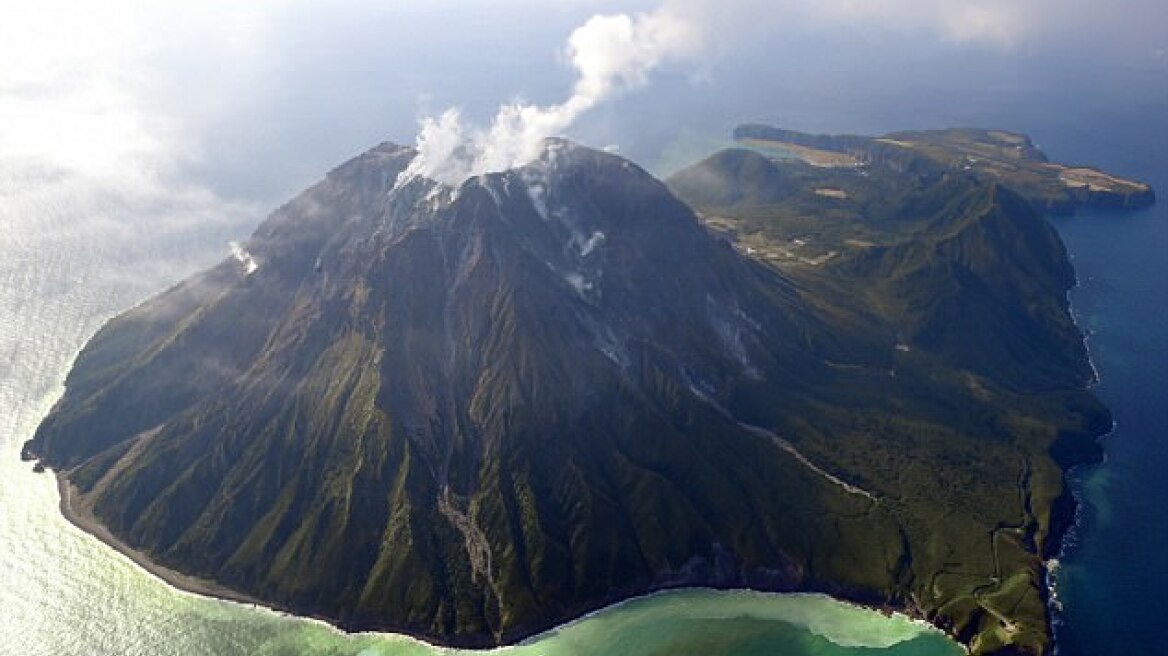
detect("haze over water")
(1, 2), (1164, 654)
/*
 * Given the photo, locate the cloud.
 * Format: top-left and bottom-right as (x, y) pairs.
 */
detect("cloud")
(399, 3), (703, 186)
(798, 0), (1027, 49)
(584, 0), (1165, 56)
(0, 1), (283, 181)
(680, 0), (1165, 52)
(0, 1), (272, 316)
(934, 4), (1025, 47)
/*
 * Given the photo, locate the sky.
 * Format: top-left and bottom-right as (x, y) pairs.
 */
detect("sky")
(0, 0), (1164, 245)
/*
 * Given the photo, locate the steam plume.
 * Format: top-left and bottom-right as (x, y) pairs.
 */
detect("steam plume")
(398, 5), (702, 187)
(229, 241), (258, 275)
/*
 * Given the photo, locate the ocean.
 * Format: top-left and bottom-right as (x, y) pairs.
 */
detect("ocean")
(1045, 118), (1168, 654)
(1, 54), (1164, 656)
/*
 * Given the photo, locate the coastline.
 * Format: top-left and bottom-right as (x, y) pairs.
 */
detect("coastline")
(51, 470), (478, 652)
(1039, 272), (1116, 655)
(1036, 270), (1117, 656)
(55, 472), (265, 609)
(52, 469), (963, 653)
(1041, 419), (1112, 656)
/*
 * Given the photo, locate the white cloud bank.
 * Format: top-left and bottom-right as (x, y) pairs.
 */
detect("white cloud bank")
(799, 0), (1026, 49)
(0, 1), (267, 295)
(652, 0), (1158, 52)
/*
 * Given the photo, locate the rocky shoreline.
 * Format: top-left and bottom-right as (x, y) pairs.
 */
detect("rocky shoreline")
(54, 472), (265, 609)
(51, 467), (966, 652)
(1038, 288), (1118, 655)
(38, 401), (1103, 656)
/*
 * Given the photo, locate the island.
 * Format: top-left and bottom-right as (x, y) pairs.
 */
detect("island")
(732, 124), (1154, 214)
(23, 129), (1150, 654)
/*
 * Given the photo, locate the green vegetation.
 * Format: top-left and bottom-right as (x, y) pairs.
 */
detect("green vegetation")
(666, 136), (1126, 653)
(733, 124), (1155, 214)
(22, 134), (1129, 655)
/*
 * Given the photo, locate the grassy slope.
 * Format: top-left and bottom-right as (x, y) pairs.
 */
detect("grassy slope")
(668, 148), (1108, 654)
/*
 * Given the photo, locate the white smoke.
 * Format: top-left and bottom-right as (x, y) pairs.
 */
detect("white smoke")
(229, 241), (259, 275)
(397, 5), (702, 188)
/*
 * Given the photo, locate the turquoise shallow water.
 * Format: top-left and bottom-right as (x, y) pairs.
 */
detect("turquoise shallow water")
(0, 152), (963, 655)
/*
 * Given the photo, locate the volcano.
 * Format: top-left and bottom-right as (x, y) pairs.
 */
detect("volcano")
(25, 139), (1108, 654)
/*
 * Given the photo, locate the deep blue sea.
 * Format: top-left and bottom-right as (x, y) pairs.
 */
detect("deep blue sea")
(1043, 110), (1168, 655)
